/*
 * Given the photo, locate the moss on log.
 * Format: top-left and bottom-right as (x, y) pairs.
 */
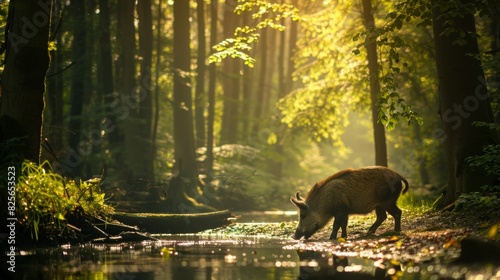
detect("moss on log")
(112, 210), (233, 234)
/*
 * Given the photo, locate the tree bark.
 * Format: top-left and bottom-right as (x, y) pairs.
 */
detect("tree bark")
(116, 0), (136, 178)
(133, 0), (155, 180)
(431, 0), (498, 206)
(98, 0), (124, 179)
(67, 0), (87, 176)
(195, 0), (207, 149)
(46, 7), (64, 153)
(152, 0), (163, 161)
(0, 0), (53, 163)
(285, 0), (298, 96)
(252, 27), (268, 136)
(240, 12), (253, 140)
(173, 0), (198, 191)
(361, 0), (388, 167)
(220, 2), (240, 144)
(206, 0), (218, 180)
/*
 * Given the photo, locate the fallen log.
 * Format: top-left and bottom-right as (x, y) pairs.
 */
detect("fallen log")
(112, 209), (234, 234)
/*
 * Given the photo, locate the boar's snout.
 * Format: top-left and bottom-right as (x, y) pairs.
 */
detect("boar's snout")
(293, 231), (303, 240)
(293, 228), (315, 240)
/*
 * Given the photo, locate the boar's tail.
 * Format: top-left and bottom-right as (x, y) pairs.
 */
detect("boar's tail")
(401, 177), (409, 195)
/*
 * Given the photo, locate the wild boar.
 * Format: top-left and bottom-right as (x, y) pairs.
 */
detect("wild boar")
(291, 166), (408, 240)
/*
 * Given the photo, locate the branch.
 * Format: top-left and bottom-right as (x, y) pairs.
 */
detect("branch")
(46, 61), (76, 78)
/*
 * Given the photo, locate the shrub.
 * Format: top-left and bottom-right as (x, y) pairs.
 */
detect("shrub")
(16, 160), (113, 240)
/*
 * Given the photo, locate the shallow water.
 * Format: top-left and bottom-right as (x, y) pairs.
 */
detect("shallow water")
(6, 211), (500, 280)
(9, 233), (500, 280)
(13, 235), (300, 280)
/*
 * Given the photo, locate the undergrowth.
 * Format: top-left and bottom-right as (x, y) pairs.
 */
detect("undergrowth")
(15, 160), (113, 240)
(398, 191), (433, 215)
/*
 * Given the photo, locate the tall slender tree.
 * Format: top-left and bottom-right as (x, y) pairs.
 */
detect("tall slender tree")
(206, 0), (218, 179)
(240, 12), (253, 140)
(285, 0), (298, 96)
(116, 0), (136, 178)
(252, 27), (269, 136)
(1, 0), (53, 163)
(68, 0), (87, 176)
(195, 0), (207, 149)
(361, 0), (388, 167)
(98, 0), (122, 178)
(132, 0), (155, 180)
(431, 0), (498, 206)
(46, 4), (64, 153)
(152, 0), (163, 160)
(220, 2), (241, 144)
(173, 0), (198, 189)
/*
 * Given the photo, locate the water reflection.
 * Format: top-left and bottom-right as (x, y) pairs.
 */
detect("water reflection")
(297, 250), (394, 279)
(12, 236), (300, 280)
(8, 233), (500, 279)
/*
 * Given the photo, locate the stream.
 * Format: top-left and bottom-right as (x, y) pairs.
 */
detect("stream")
(6, 211), (500, 280)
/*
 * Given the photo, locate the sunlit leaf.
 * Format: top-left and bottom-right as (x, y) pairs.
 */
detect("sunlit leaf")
(55, 212), (66, 220)
(267, 132), (277, 145)
(487, 224), (499, 240)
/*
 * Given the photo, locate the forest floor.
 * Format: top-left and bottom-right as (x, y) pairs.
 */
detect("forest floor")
(201, 200), (500, 278)
(204, 197), (500, 241)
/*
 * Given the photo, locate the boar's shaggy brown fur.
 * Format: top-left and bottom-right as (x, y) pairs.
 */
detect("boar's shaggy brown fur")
(291, 166), (408, 240)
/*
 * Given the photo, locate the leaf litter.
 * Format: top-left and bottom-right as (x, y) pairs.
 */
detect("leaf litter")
(201, 205), (500, 279)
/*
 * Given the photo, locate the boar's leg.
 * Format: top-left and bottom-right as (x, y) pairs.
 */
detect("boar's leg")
(386, 205), (402, 232)
(330, 214), (348, 239)
(367, 207), (387, 234)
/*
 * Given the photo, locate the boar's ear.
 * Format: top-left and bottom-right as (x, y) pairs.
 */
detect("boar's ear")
(291, 195), (309, 211)
(295, 191), (305, 201)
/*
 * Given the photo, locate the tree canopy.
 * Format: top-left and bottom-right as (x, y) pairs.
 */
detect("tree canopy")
(1, 0), (499, 214)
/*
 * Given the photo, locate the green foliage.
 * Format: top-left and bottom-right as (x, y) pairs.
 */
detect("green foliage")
(0, 1), (8, 72)
(16, 161), (113, 239)
(352, 1), (426, 128)
(454, 191), (499, 212)
(197, 144), (278, 209)
(279, 0), (429, 149)
(429, 0), (500, 45)
(467, 144), (500, 178)
(209, 0), (300, 68)
(458, 121), (500, 211)
(397, 191), (433, 214)
(279, 0), (366, 143)
(465, 122), (500, 191)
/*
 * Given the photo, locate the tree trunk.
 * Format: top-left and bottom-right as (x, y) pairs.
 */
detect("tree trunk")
(413, 124), (431, 185)
(132, 0), (155, 180)
(262, 28), (276, 117)
(490, 2), (500, 124)
(431, 0), (498, 206)
(67, 0), (87, 177)
(273, 7), (287, 180)
(195, 0), (207, 149)
(84, 0), (95, 107)
(252, 27), (268, 136)
(98, 0), (125, 179)
(46, 10), (64, 153)
(0, 0), (53, 164)
(285, 0), (298, 96)
(240, 13), (253, 140)
(220, 3), (240, 144)
(361, 0), (388, 167)
(152, 0), (163, 161)
(206, 0), (218, 180)
(173, 0), (198, 192)
(116, 0), (136, 178)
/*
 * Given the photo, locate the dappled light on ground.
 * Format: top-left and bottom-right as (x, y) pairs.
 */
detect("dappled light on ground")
(11, 209), (500, 279)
